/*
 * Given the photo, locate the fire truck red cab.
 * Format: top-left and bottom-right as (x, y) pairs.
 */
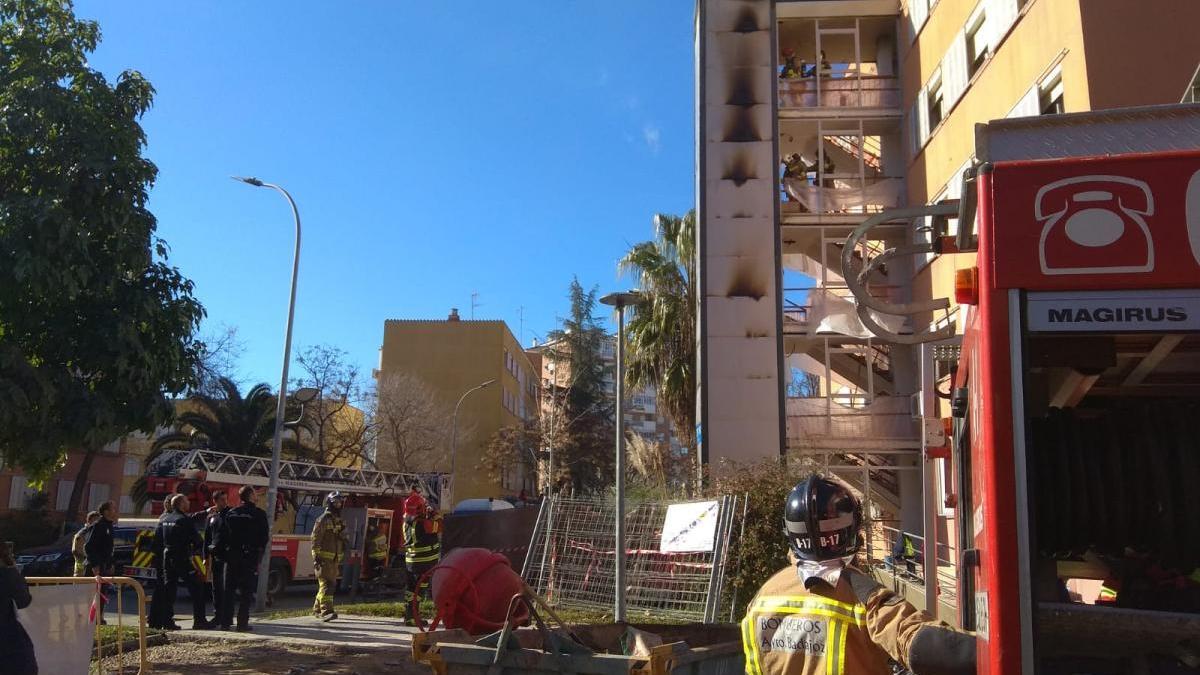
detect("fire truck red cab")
(953, 108), (1200, 673)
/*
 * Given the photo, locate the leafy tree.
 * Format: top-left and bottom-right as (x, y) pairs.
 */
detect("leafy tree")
(129, 378), (312, 512)
(545, 279), (614, 494)
(292, 344), (375, 467)
(0, 0), (205, 519)
(618, 211), (697, 462)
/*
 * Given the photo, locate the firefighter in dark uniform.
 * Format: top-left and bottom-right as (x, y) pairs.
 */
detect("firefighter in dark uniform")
(215, 485), (269, 632)
(741, 475), (976, 675)
(365, 522), (388, 579)
(150, 494), (211, 630)
(402, 505), (441, 623)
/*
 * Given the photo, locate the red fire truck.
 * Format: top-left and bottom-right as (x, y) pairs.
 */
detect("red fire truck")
(846, 104), (1200, 674)
(133, 448), (448, 594)
(956, 121), (1200, 672)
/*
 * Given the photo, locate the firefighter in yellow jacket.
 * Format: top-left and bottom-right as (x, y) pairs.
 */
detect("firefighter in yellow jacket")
(742, 475), (976, 675)
(311, 491), (348, 622)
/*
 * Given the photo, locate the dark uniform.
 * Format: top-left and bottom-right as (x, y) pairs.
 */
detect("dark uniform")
(149, 510), (208, 629)
(214, 498), (269, 630)
(205, 506), (231, 624)
(83, 516), (115, 576)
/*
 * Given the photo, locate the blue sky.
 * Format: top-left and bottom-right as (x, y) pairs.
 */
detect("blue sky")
(78, 1), (696, 387)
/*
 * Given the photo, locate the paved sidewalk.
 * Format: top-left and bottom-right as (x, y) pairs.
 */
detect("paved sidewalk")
(171, 614), (421, 649)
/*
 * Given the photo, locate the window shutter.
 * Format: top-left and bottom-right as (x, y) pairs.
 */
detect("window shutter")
(1008, 85), (1039, 118)
(943, 30), (969, 108)
(9, 476), (29, 509)
(904, 101), (916, 156)
(917, 88), (931, 146)
(56, 480), (74, 512)
(88, 483), (110, 511)
(984, 0), (1019, 51)
(908, 0), (929, 41)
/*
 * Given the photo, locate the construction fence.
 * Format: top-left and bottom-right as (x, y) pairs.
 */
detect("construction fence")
(522, 494), (745, 623)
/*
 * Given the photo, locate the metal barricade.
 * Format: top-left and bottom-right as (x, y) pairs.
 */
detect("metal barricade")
(25, 576), (149, 675)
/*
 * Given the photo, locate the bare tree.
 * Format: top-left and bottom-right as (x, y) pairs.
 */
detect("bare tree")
(292, 344), (376, 467)
(194, 324), (246, 397)
(373, 373), (454, 473)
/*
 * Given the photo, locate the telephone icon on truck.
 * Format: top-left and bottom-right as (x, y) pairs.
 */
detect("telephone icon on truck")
(1036, 175), (1154, 275)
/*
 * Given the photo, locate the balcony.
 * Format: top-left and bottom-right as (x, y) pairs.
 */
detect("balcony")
(778, 16), (902, 117)
(779, 119), (905, 220)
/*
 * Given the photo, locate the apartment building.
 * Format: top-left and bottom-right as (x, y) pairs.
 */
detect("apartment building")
(0, 438), (138, 519)
(696, 0), (1200, 620)
(377, 310), (538, 504)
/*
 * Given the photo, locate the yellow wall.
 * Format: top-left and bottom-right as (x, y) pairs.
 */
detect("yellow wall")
(903, 0), (1089, 206)
(377, 319), (536, 502)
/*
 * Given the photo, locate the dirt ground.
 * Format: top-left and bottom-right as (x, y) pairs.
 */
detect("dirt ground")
(98, 637), (428, 675)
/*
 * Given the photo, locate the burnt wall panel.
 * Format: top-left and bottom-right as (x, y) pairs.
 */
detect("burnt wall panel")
(697, 0), (784, 471)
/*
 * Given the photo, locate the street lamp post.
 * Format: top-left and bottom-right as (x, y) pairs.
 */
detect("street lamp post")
(599, 290), (642, 623)
(234, 176), (304, 611)
(450, 379), (497, 509)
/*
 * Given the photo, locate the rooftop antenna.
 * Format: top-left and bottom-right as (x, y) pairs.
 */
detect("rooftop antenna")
(518, 305), (525, 344)
(471, 291), (482, 320)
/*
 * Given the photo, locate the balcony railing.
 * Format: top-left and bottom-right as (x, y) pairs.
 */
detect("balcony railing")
(785, 395), (919, 449)
(779, 74), (901, 110)
(867, 526), (960, 617)
(783, 285), (906, 338)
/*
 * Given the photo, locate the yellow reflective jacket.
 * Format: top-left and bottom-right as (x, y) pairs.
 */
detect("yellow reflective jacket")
(311, 512), (346, 565)
(741, 565), (975, 675)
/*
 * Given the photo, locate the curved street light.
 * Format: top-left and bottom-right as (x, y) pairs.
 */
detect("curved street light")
(233, 176), (303, 611)
(449, 379), (497, 509)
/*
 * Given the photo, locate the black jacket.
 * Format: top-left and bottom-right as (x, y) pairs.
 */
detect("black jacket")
(84, 517), (115, 571)
(216, 501), (270, 563)
(205, 506), (231, 556)
(153, 510), (203, 572)
(0, 567), (37, 674)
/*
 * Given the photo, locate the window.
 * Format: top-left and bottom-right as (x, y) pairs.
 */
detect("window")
(124, 457), (141, 477)
(8, 476), (35, 509)
(87, 483), (111, 511)
(119, 495), (134, 515)
(927, 75), (945, 129)
(56, 480), (74, 512)
(965, 10), (989, 77)
(1039, 72), (1064, 115)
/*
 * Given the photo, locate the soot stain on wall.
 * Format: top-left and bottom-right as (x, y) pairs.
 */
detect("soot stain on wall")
(726, 262), (768, 301)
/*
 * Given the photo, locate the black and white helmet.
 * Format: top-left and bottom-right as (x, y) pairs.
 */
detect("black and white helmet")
(325, 491), (345, 511)
(783, 475), (863, 562)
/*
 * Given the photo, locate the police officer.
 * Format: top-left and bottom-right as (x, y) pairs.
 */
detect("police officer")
(402, 505), (441, 623)
(148, 494), (177, 629)
(311, 491), (347, 622)
(742, 475), (976, 675)
(204, 490), (231, 626)
(150, 494), (211, 630)
(215, 485), (269, 632)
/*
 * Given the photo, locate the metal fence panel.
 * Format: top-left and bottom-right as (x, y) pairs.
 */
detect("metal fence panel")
(524, 496), (743, 622)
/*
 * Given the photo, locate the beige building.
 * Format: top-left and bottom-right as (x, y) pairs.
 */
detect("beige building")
(696, 0), (1200, 621)
(377, 310), (538, 504)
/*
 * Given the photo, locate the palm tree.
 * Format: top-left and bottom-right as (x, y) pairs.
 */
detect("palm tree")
(618, 210), (697, 460)
(130, 377), (314, 511)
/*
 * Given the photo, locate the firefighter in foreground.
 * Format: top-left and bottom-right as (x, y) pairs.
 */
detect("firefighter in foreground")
(403, 503), (442, 624)
(215, 485), (269, 631)
(311, 491), (348, 622)
(742, 475), (976, 675)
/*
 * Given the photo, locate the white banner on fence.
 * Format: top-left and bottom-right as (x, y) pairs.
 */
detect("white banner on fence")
(20, 584), (95, 674)
(660, 500), (721, 553)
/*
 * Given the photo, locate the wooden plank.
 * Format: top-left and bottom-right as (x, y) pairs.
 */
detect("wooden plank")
(1121, 334), (1185, 387)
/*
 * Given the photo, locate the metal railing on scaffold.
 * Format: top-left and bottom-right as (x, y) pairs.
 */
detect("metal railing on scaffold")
(25, 576), (149, 675)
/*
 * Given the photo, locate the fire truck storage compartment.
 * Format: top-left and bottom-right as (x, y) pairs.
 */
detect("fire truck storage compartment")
(1022, 327), (1200, 667)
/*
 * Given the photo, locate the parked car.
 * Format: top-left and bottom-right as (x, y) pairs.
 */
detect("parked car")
(16, 519), (158, 587)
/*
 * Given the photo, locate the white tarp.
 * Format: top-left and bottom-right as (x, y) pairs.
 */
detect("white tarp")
(783, 177), (903, 213)
(659, 500), (720, 553)
(19, 583), (96, 674)
(809, 289), (906, 338)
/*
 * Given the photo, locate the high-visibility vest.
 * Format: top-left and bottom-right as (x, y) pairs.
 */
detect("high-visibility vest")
(403, 520), (440, 565)
(191, 554), (206, 578)
(131, 530), (156, 568)
(369, 534), (388, 561)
